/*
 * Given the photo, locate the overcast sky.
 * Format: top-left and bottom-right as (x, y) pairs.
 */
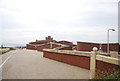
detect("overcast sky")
(0, 0), (119, 46)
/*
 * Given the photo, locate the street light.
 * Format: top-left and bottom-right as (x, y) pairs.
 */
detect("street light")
(107, 29), (115, 53)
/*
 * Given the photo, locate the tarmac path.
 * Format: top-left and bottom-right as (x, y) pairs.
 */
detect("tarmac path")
(2, 49), (90, 79)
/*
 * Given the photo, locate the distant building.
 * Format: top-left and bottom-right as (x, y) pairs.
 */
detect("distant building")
(1, 45), (3, 48)
(26, 36), (119, 53)
(77, 41), (119, 52)
(26, 36), (75, 51)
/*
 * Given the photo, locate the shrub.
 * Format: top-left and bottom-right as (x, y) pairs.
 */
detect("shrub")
(90, 69), (120, 81)
(9, 47), (16, 50)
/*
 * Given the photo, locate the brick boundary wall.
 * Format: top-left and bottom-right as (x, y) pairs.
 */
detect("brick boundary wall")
(36, 44), (50, 52)
(77, 42), (119, 52)
(59, 47), (73, 50)
(43, 51), (90, 69)
(77, 42), (99, 52)
(56, 41), (73, 46)
(96, 60), (120, 72)
(26, 44), (36, 50)
(43, 51), (120, 72)
(37, 44), (61, 52)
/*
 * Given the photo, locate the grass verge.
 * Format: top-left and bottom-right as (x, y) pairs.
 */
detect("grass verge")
(0, 48), (16, 55)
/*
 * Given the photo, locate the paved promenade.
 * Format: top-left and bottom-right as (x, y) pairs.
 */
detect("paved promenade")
(1, 49), (90, 79)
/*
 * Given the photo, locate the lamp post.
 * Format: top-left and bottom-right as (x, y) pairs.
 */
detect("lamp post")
(107, 29), (115, 53)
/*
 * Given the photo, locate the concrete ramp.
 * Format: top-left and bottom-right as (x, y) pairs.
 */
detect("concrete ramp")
(2, 49), (90, 79)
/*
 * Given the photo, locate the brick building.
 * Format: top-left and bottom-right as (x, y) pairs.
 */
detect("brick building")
(26, 36), (74, 51)
(27, 36), (119, 53)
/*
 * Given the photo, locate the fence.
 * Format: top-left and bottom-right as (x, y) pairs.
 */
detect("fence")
(43, 48), (120, 79)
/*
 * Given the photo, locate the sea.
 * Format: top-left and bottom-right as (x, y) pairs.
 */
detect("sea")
(0, 43), (26, 47)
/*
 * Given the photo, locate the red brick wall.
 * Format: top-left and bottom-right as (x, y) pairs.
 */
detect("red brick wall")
(37, 44), (61, 52)
(57, 41), (73, 46)
(52, 44), (61, 49)
(26, 44), (36, 50)
(77, 42), (119, 52)
(77, 42), (99, 52)
(96, 60), (120, 72)
(101, 44), (119, 52)
(36, 44), (50, 52)
(43, 51), (120, 71)
(43, 52), (90, 69)
(59, 47), (73, 50)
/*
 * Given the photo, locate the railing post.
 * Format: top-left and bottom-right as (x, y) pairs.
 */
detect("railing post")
(90, 47), (98, 79)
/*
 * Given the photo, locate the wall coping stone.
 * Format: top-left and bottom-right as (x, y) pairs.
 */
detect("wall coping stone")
(43, 49), (120, 66)
(96, 55), (120, 65)
(43, 49), (91, 57)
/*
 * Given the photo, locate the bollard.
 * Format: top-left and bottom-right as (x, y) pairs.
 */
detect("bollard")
(90, 47), (98, 79)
